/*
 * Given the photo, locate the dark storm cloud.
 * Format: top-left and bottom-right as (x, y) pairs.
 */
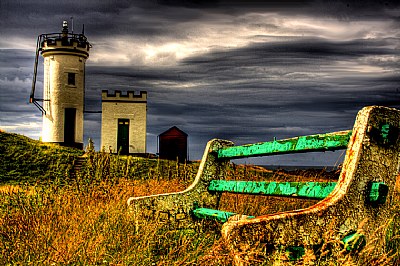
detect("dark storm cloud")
(78, 31), (399, 161)
(0, 49), (35, 78)
(158, 0), (400, 20)
(0, 49), (41, 138)
(157, 0), (399, 12)
(178, 37), (400, 113)
(1, 0), (399, 165)
(0, 0), (208, 39)
(0, 49), (36, 106)
(2, 0), (399, 38)
(183, 37), (399, 67)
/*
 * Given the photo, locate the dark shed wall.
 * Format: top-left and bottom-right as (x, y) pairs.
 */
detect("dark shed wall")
(158, 127), (188, 162)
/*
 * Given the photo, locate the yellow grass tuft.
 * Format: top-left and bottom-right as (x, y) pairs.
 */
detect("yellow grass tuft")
(0, 155), (399, 265)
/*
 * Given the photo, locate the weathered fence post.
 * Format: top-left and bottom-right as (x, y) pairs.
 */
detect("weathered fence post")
(127, 139), (233, 229)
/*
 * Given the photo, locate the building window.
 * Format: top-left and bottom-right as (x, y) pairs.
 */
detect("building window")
(68, 73), (76, 86)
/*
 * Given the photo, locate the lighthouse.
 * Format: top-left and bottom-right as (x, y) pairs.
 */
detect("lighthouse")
(30, 21), (91, 149)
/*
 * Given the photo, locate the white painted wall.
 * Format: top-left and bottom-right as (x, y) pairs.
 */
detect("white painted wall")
(101, 91), (147, 153)
(41, 40), (89, 147)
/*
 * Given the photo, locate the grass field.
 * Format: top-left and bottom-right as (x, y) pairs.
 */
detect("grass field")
(0, 131), (399, 265)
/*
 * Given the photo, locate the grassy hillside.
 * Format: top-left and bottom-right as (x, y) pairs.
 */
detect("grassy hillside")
(0, 131), (83, 183)
(0, 131), (399, 265)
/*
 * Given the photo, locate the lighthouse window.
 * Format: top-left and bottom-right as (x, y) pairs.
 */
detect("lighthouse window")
(68, 73), (76, 86)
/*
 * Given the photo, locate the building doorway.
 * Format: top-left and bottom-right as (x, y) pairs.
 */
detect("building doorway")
(64, 108), (76, 145)
(117, 119), (129, 155)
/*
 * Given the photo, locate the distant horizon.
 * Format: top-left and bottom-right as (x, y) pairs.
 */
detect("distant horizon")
(0, 127), (348, 168)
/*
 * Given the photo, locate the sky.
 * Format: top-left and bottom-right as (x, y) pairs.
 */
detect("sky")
(0, 0), (399, 166)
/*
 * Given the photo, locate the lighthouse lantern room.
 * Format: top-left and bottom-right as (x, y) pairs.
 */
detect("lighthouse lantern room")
(30, 21), (91, 149)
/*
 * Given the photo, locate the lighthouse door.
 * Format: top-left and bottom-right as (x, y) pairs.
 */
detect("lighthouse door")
(64, 108), (76, 146)
(117, 119), (129, 155)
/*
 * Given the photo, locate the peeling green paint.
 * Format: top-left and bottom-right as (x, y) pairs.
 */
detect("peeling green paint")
(285, 246), (305, 260)
(208, 180), (337, 200)
(368, 182), (388, 205)
(381, 124), (390, 141)
(192, 207), (254, 222)
(342, 232), (366, 251)
(128, 106), (400, 264)
(217, 130), (352, 159)
(369, 123), (399, 146)
(220, 107), (400, 264)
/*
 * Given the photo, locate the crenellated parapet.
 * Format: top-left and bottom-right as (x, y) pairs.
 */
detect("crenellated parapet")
(101, 90), (147, 103)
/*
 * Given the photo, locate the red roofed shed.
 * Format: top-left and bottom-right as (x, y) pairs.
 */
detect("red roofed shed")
(158, 126), (188, 162)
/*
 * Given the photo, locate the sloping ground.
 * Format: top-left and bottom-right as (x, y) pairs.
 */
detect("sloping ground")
(0, 130), (398, 265)
(0, 130), (200, 184)
(0, 131), (83, 183)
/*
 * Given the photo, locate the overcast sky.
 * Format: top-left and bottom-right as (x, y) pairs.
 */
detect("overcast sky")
(1, 0), (399, 166)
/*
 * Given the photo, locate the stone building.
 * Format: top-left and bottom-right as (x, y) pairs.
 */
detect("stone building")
(101, 90), (147, 155)
(31, 21), (148, 154)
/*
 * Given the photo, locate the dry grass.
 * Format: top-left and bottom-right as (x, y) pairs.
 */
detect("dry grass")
(0, 144), (399, 265)
(0, 176), (207, 265)
(0, 154), (220, 265)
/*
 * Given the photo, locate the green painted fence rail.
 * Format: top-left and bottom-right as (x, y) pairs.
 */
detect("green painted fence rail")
(217, 130), (352, 160)
(208, 180), (338, 200)
(192, 181), (338, 222)
(192, 208), (252, 222)
(193, 180), (388, 222)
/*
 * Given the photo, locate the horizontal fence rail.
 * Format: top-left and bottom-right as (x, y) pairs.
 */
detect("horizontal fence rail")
(217, 130), (352, 160)
(209, 180), (338, 200)
(191, 208), (249, 222)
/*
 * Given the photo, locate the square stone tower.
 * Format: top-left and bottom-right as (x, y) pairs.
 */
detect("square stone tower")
(101, 90), (147, 154)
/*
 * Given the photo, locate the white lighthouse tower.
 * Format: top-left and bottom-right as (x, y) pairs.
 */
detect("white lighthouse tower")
(30, 21), (91, 149)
